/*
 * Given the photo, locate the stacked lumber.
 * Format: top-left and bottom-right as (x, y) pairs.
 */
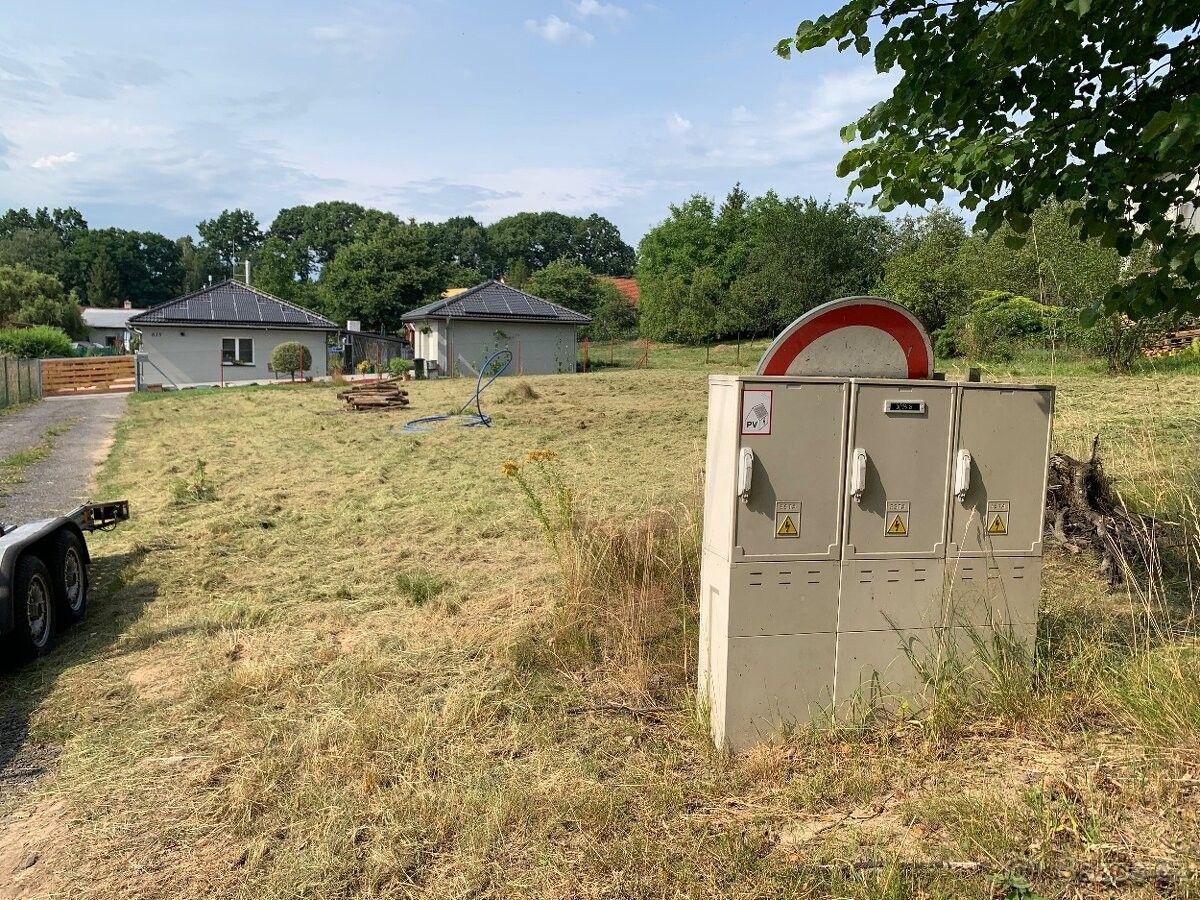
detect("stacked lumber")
(1144, 327), (1200, 358)
(338, 377), (411, 411)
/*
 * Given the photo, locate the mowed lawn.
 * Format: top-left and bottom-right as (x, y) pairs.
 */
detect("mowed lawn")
(4, 364), (1200, 899)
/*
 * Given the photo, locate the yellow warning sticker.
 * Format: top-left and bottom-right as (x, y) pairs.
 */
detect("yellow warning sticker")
(884, 500), (910, 537)
(985, 500), (1010, 536)
(774, 501), (801, 539)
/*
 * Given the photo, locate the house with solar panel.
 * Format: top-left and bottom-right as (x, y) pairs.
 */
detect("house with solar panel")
(127, 280), (338, 388)
(401, 280), (590, 377)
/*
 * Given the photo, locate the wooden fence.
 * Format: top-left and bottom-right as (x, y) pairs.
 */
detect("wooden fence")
(0, 356), (43, 408)
(41, 356), (136, 397)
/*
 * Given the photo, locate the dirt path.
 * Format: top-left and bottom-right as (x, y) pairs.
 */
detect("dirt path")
(0, 394), (128, 523)
(0, 393), (128, 898)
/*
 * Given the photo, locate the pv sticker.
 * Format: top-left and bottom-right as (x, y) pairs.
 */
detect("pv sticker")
(885, 500), (910, 537)
(986, 500), (1010, 536)
(775, 501), (801, 539)
(741, 389), (773, 435)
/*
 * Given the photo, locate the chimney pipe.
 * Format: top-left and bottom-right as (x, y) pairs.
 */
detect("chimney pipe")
(244, 258), (251, 284)
(123, 300), (132, 310)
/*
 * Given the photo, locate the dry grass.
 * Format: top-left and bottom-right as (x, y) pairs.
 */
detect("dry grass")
(2, 367), (1199, 898)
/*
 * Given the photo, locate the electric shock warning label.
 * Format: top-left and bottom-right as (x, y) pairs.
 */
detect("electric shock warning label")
(986, 500), (1010, 536)
(742, 389), (773, 435)
(775, 501), (801, 539)
(885, 500), (910, 537)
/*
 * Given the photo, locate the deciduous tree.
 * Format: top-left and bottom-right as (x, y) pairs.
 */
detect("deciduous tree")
(777, 0), (1200, 318)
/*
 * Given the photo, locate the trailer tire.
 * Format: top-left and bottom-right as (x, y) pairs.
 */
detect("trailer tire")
(11, 554), (55, 659)
(51, 529), (88, 625)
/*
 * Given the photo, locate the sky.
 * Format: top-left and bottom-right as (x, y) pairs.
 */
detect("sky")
(0, 1), (902, 246)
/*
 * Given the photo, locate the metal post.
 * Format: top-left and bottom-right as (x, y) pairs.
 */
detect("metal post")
(582, 337), (589, 372)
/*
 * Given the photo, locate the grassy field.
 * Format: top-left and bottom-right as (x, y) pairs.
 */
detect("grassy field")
(2, 359), (1199, 898)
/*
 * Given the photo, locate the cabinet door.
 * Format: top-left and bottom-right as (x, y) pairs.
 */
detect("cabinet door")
(844, 383), (955, 558)
(950, 386), (1053, 556)
(735, 381), (848, 560)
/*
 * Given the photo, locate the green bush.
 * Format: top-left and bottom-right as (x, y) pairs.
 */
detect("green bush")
(0, 325), (73, 358)
(270, 341), (313, 379)
(387, 357), (413, 376)
(958, 292), (1072, 360)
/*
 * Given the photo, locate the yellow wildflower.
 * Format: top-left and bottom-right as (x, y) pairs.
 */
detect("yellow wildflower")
(526, 449), (556, 462)
(501, 460), (520, 477)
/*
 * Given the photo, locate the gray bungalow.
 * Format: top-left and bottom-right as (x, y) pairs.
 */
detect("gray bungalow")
(401, 281), (590, 377)
(128, 280), (337, 388)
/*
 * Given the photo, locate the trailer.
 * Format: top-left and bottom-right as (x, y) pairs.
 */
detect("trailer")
(0, 500), (130, 660)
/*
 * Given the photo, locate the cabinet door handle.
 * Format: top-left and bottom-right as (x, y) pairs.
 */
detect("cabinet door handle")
(738, 447), (754, 501)
(850, 448), (868, 502)
(954, 449), (972, 501)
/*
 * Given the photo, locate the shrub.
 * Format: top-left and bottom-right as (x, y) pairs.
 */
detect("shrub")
(270, 341), (313, 380)
(387, 357), (413, 376)
(0, 325), (73, 358)
(957, 292), (1073, 360)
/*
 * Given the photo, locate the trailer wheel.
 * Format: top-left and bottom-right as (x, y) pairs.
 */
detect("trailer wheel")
(12, 554), (55, 658)
(51, 529), (88, 624)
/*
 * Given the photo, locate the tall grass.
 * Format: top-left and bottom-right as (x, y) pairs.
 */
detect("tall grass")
(504, 450), (700, 693)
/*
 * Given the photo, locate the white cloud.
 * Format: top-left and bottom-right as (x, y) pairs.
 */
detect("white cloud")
(666, 112), (692, 134)
(31, 150), (79, 169)
(308, 4), (414, 57)
(572, 0), (629, 24)
(655, 66), (900, 171)
(525, 15), (594, 45)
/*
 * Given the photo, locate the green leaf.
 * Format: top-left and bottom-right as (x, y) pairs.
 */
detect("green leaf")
(774, 38), (793, 59)
(854, 35), (870, 55)
(1141, 109), (1174, 142)
(840, 123), (857, 143)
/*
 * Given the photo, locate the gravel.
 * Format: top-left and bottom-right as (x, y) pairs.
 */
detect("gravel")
(0, 395), (128, 524)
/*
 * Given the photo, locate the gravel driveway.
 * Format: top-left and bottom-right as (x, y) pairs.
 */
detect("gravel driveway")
(0, 394), (128, 524)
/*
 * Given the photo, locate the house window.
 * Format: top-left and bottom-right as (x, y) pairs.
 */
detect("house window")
(222, 337), (254, 366)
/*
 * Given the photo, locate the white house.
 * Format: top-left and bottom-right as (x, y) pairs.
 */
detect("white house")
(81, 302), (145, 350)
(128, 280), (338, 388)
(401, 281), (590, 377)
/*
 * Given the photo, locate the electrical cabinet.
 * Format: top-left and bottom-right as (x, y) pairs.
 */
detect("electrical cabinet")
(699, 375), (1054, 749)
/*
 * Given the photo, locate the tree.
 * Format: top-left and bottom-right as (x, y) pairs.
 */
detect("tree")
(197, 209), (264, 271)
(488, 211), (634, 275)
(86, 255), (121, 307)
(0, 229), (63, 274)
(423, 216), (496, 275)
(0, 265), (86, 339)
(734, 196), (890, 330)
(778, 1), (1200, 319)
(267, 202), (377, 282)
(177, 236), (226, 294)
(60, 229), (184, 306)
(875, 207), (971, 333)
(319, 221), (445, 332)
(591, 281), (638, 340)
(526, 258), (605, 316)
(636, 194), (722, 341)
(270, 341), (313, 380)
(575, 213), (636, 275)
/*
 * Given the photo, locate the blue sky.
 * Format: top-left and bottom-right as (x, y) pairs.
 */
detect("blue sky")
(0, 1), (900, 245)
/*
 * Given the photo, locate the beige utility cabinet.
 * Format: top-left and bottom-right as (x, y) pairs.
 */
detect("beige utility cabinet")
(699, 375), (1053, 749)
